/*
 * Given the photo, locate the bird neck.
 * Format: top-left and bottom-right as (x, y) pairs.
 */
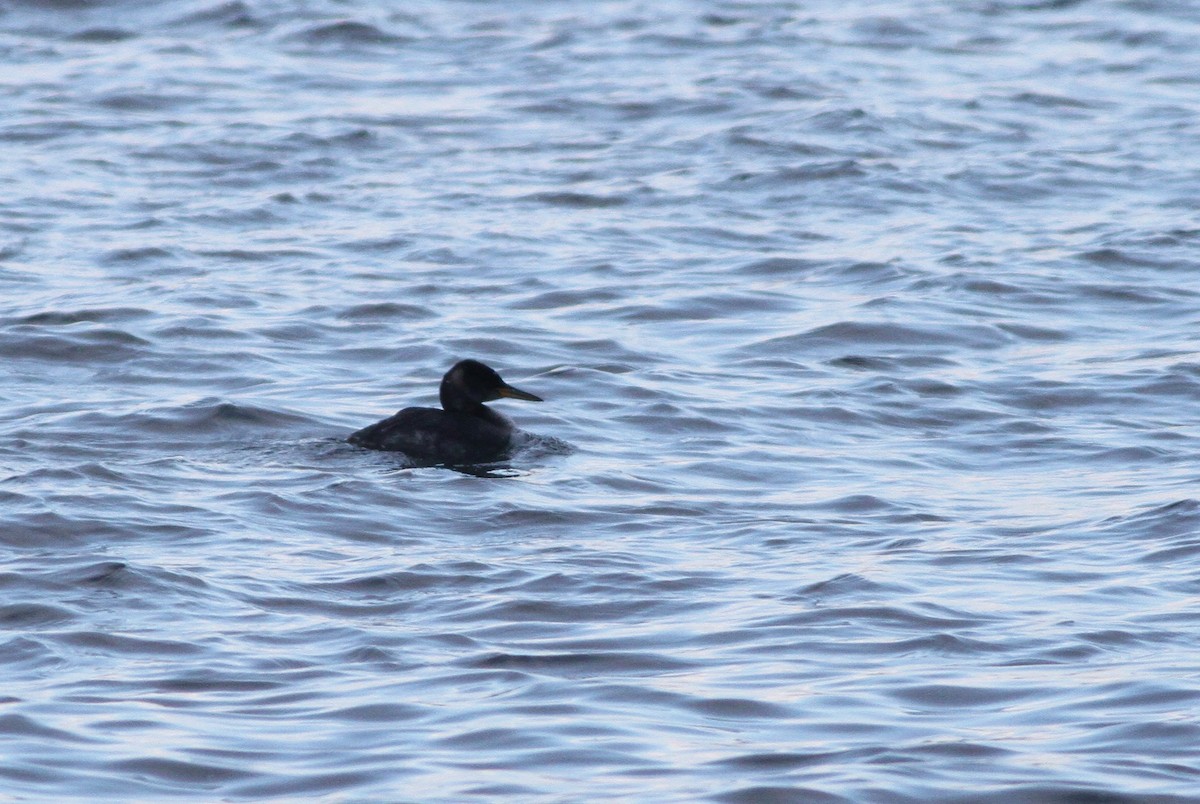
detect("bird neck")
(439, 385), (508, 429)
(440, 380), (488, 417)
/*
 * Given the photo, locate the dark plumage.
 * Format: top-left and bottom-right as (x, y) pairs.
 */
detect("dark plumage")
(347, 359), (543, 464)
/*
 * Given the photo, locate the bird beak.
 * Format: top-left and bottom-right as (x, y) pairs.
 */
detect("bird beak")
(496, 383), (543, 402)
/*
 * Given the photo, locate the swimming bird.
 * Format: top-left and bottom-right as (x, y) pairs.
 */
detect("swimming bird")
(347, 359), (543, 464)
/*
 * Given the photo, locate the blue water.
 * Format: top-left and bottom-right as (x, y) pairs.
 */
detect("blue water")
(2, 0), (1200, 800)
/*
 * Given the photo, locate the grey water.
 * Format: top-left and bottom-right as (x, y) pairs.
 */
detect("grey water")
(2, 0), (1199, 800)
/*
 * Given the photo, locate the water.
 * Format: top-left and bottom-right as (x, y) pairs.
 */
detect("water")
(2, 0), (1199, 800)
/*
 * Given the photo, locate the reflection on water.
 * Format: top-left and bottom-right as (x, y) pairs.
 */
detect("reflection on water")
(2, 0), (1199, 800)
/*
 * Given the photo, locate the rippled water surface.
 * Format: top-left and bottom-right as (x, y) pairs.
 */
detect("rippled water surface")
(3, 0), (1200, 800)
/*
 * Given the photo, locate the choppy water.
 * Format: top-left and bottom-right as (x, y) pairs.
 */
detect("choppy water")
(2, 0), (1200, 800)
